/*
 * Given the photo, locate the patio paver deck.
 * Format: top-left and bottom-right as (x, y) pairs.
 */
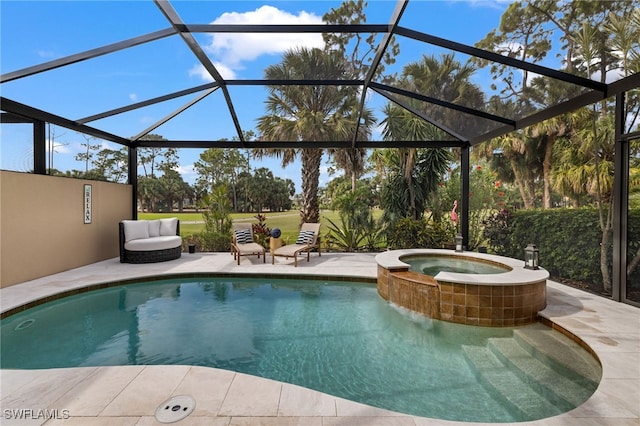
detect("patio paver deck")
(1, 252), (638, 425)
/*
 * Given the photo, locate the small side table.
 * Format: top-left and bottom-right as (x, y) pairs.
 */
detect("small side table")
(269, 237), (282, 256)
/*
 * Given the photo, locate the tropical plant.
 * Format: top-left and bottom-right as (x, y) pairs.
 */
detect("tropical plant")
(201, 185), (232, 233)
(325, 215), (368, 252)
(326, 185), (382, 251)
(252, 213), (271, 248)
(196, 185), (232, 252)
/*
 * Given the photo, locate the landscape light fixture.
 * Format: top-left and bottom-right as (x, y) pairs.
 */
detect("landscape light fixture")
(455, 234), (464, 252)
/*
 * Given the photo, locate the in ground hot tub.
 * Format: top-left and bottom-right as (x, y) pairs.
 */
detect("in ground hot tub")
(375, 249), (549, 326)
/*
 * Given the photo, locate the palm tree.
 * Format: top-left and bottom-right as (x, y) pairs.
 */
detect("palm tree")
(404, 53), (487, 136)
(256, 47), (371, 224)
(379, 53), (482, 221)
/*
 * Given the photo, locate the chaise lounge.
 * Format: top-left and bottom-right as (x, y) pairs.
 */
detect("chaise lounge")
(231, 222), (266, 265)
(272, 223), (321, 267)
(119, 218), (182, 263)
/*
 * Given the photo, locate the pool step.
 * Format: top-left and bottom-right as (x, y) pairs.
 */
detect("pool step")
(462, 345), (564, 420)
(486, 337), (597, 409)
(512, 325), (602, 384)
(462, 326), (601, 421)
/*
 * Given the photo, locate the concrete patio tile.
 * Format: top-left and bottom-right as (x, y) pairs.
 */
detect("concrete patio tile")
(334, 397), (405, 417)
(218, 373), (282, 417)
(100, 366), (190, 417)
(277, 383), (336, 417)
(323, 416), (416, 426)
(135, 416), (231, 425)
(566, 378), (639, 419)
(1, 369), (55, 402)
(579, 332), (640, 353)
(53, 366), (144, 417)
(597, 352), (640, 379)
(1, 367), (97, 413)
(172, 367), (235, 417)
(412, 417), (473, 426)
(46, 417), (141, 425)
(229, 417), (322, 426)
(521, 418), (640, 426)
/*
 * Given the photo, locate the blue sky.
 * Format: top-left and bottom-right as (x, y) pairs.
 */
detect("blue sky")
(0, 0), (512, 191)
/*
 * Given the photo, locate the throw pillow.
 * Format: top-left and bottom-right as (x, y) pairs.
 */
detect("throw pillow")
(123, 220), (149, 242)
(148, 220), (161, 237)
(295, 230), (315, 245)
(160, 218), (178, 236)
(234, 229), (253, 244)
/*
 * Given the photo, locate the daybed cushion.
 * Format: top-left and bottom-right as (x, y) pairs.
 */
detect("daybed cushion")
(148, 220), (161, 237)
(122, 220), (149, 242)
(160, 218), (178, 236)
(124, 235), (182, 251)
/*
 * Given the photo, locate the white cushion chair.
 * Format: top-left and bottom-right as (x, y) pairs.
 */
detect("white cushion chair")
(119, 218), (182, 263)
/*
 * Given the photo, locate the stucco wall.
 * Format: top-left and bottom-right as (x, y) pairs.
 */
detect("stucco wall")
(1, 171), (132, 288)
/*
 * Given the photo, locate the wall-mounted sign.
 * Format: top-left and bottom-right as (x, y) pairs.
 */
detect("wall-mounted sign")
(84, 184), (92, 224)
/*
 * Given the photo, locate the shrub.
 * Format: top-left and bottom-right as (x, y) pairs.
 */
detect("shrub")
(386, 217), (451, 250)
(501, 208), (640, 290)
(482, 208), (513, 255)
(190, 231), (230, 252)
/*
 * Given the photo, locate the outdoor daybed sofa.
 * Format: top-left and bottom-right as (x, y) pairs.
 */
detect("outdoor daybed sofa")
(119, 218), (182, 263)
(272, 223), (321, 267)
(231, 222), (266, 265)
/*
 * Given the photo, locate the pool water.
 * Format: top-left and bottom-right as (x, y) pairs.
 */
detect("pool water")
(403, 255), (510, 275)
(0, 277), (599, 422)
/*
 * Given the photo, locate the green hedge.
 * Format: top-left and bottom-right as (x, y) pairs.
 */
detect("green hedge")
(502, 208), (640, 289)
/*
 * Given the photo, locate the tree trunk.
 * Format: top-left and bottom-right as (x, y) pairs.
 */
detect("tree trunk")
(300, 148), (322, 225)
(542, 135), (554, 209)
(509, 155), (535, 209)
(600, 225), (612, 294)
(628, 246), (640, 276)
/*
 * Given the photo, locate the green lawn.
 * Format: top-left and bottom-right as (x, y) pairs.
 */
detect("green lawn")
(138, 210), (342, 242)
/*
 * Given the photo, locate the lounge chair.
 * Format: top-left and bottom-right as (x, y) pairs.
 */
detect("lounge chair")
(272, 223), (321, 267)
(231, 222), (266, 265)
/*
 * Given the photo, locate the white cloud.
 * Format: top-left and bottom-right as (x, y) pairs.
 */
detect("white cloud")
(176, 163), (195, 177)
(190, 5), (325, 81)
(47, 140), (71, 154)
(590, 67), (625, 84)
(37, 50), (55, 59)
(129, 93), (138, 102)
(189, 62), (237, 81)
(466, 0), (513, 10)
(98, 140), (114, 151)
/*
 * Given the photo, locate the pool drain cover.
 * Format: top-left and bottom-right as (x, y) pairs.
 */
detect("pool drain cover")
(15, 319), (36, 331)
(155, 395), (196, 423)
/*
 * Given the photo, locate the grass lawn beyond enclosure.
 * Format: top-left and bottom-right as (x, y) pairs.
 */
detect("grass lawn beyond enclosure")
(138, 210), (342, 244)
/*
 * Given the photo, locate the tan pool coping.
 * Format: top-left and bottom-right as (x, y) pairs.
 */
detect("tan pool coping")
(1, 252), (639, 425)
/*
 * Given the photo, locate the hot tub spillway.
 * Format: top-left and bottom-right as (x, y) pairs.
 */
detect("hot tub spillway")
(375, 249), (549, 326)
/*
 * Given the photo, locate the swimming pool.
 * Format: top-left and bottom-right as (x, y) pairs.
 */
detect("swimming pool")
(0, 276), (601, 422)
